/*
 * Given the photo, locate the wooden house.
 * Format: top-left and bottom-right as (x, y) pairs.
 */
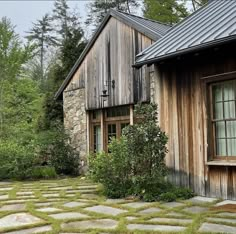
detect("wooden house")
(55, 10), (170, 173)
(135, 0), (236, 199)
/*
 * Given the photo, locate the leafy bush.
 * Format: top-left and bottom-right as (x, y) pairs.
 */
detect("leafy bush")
(89, 103), (194, 201)
(31, 166), (57, 179)
(0, 140), (36, 179)
(159, 192), (177, 202)
(89, 138), (132, 198)
(36, 125), (80, 175)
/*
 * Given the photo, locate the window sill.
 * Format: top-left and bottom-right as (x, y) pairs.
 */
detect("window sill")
(206, 161), (236, 166)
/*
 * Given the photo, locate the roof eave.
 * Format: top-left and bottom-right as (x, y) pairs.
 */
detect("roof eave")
(134, 36), (236, 68)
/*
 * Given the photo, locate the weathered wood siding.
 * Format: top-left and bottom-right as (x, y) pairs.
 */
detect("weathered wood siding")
(66, 17), (153, 110)
(154, 43), (236, 199)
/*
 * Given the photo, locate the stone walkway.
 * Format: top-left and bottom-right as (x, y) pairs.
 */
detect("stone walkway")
(0, 178), (235, 233)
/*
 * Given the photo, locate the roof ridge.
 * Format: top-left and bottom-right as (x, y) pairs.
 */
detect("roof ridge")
(115, 9), (171, 27)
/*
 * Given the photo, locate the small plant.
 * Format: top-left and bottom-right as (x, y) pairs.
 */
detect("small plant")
(159, 192), (177, 202)
(31, 166), (57, 179)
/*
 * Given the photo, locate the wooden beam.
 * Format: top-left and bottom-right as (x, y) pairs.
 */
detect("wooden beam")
(130, 105), (134, 125)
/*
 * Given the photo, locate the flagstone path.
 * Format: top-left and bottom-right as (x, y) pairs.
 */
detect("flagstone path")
(0, 178), (235, 233)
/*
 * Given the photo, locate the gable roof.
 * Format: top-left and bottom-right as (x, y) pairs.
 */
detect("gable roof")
(55, 9), (171, 99)
(135, 0), (236, 67)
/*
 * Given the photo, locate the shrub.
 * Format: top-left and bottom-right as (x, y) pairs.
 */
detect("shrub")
(0, 140), (36, 179)
(90, 103), (171, 200)
(89, 138), (132, 198)
(173, 187), (194, 200)
(159, 192), (177, 202)
(36, 125), (80, 175)
(31, 166), (57, 179)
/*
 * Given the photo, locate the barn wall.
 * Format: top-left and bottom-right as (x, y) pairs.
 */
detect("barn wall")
(65, 17), (153, 110)
(153, 43), (236, 199)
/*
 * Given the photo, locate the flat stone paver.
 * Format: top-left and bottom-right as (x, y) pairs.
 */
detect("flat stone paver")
(63, 201), (88, 208)
(61, 219), (118, 230)
(84, 205), (127, 216)
(105, 198), (127, 204)
(34, 202), (52, 207)
(36, 207), (62, 213)
(207, 217), (236, 224)
(138, 207), (162, 214)
(125, 216), (137, 220)
(17, 192), (33, 195)
(0, 203), (26, 211)
(199, 222), (236, 233)
(78, 185), (98, 189)
(122, 202), (150, 209)
(187, 196), (218, 204)
(0, 213), (42, 228)
(0, 195), (8, 200)
(149, 217), (192, 224)
(215, 200), (236, 207)
(0, 187), (12, 191)
(215, 212), (236, 217)
(162, 201), (184, 208)
(127, 223), (186, 232)
(42, 193), (60, 198)
(166, 212), (186, 217)
(5, 225), (52, 234)
(183, 206), (208, 214)
(50, 186), (72, 190)
(50, 212), (89, 220)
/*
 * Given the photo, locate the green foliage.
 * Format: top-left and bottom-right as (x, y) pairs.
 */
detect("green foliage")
(143, 0), (189, 25)
(31, 166), (57, 179)
(159, 192), (177, 202)
(36, 126), (80, 176)
(90, 103), (194, 201)
(0, 141), (36, 179)
(86, 0), (139, 27)
(89, 138), (132, 198)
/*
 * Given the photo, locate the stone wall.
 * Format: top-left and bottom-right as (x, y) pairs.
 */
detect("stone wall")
(63, 88), (87, 174)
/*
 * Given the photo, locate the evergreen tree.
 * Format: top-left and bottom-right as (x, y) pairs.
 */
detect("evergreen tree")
(143, 0), (189, 25)
(86, 0), (139, 28)
(26, 14), (57, 81)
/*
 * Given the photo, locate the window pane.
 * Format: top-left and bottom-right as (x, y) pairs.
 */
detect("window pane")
(214, 102), (223, 119)
(224, 80), (235, 101)
(216, 139), (227, 156)
(227, 139), (236, 156)
(215, 121), (225, 138)
(224, 101), (235, 119)
(94, 126), (101, 152)
(227, 120), (236, 138)
(213, 85), (222, 102)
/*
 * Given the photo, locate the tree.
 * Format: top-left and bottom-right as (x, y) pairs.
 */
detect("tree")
(86, 0), (139, 28)
(143, 0), (189, 25)
(38, 1), (87, 130)
(0, 17), (33, 132)
(26, 14), (57, 81)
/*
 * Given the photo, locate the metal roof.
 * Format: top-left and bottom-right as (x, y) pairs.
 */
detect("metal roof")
(55, 9), (171, 99)
(135, 0), (236, 67)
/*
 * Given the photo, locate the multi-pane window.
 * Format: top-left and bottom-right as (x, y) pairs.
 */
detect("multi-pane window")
(211, 79), (236, 157)
(108, 124), (116, 143)
(93, 125), (101, 153)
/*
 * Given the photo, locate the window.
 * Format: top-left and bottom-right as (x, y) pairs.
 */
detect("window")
(107, 124), (117, 143)
(106, 106), (130, 118)
(211, 79), (236, 158)
(93, 125), (101, 153)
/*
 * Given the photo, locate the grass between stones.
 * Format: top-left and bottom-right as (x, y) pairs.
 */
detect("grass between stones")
(0, 177), (235, 234)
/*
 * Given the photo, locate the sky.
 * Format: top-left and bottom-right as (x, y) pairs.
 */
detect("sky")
(0, 0), (90, 39)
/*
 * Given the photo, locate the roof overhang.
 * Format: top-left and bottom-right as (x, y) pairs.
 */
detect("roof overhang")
(134, 35), (236, 68)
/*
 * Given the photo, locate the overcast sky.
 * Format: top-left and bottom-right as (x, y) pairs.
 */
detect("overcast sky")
(0, 0), (90, 39)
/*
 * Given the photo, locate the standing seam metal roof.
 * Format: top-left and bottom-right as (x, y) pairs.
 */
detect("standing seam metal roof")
(135, 0), (236, 67)
(55, 9), (171, 99)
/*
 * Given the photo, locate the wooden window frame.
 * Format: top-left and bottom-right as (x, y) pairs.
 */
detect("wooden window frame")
(206, 75), (236, 161)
